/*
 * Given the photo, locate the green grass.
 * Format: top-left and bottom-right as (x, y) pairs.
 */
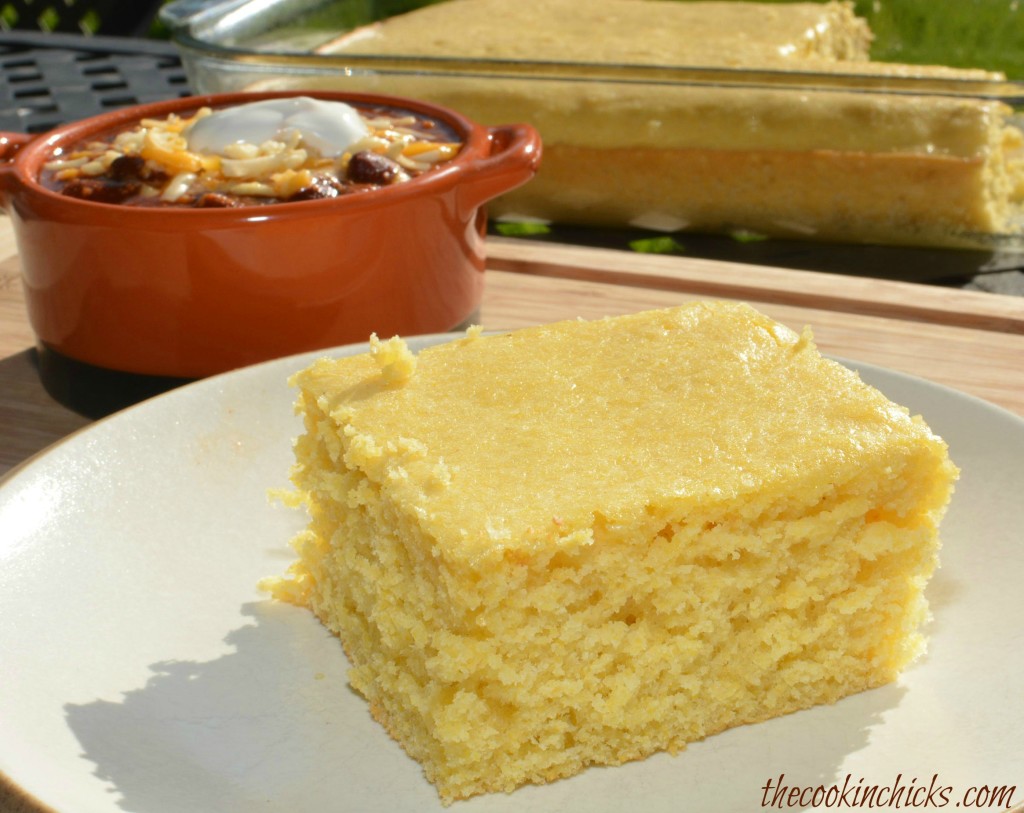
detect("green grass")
(697, 0), (1024, 78)
(853, 0), (1024, 79)
(494, 222), (553, 237)
(628, 236), (687, 254)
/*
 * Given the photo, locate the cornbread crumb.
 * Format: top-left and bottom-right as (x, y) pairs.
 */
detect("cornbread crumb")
(369, 333), (417, 385)
(267, 302), (958, 802)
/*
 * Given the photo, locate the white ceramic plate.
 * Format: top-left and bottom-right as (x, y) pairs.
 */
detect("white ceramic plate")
(2, 336), (1022, 813)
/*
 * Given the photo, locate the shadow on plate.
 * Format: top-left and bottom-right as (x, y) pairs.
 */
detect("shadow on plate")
(64, 601), (913, 813)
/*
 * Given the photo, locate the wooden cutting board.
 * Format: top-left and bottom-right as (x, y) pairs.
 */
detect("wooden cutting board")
(1, 225), (1023, 480)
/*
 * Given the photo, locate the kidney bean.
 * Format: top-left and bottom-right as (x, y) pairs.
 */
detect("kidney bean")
(288, 177), (344, 202)
(195, 192), (240, 208)
(107, 155), (146, 181)
(346, 151), (401, 185)
(60, 178), (140, 204)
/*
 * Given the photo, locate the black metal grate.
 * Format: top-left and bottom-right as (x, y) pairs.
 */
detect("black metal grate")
(0, 31), (192, 134)
(0, 0), (161, 37)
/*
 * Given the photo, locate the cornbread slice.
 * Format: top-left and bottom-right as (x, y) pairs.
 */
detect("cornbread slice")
(267, 302), (958, 802)
(262, 0), (1024, 247)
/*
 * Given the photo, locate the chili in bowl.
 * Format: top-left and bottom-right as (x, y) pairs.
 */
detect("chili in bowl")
(39, 96), (466, 208)
(0, 91), (541, 381)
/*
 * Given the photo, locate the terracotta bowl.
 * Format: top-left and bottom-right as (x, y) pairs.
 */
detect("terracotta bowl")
(0, 91), (541, 378)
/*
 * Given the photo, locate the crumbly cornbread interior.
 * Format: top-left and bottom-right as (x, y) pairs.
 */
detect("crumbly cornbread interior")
(266, 302), (957, 802)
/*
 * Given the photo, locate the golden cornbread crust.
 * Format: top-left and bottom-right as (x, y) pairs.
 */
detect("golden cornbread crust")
(267, 302), (958, 802)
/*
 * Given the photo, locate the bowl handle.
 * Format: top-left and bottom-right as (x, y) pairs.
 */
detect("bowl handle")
(457, 123), (542, 214)
(0, 132), (34, 210)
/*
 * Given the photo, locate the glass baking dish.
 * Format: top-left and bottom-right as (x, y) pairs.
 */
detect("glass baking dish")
(161, 0), (1024, 254)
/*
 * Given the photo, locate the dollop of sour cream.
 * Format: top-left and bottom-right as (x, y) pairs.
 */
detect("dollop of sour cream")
(185, 96), (370, 158)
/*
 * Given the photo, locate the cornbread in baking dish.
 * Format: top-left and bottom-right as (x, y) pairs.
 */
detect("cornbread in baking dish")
(295, 0), (1024, 248)
(326, 0), (875, 67)
(266, 302), (958, 802)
